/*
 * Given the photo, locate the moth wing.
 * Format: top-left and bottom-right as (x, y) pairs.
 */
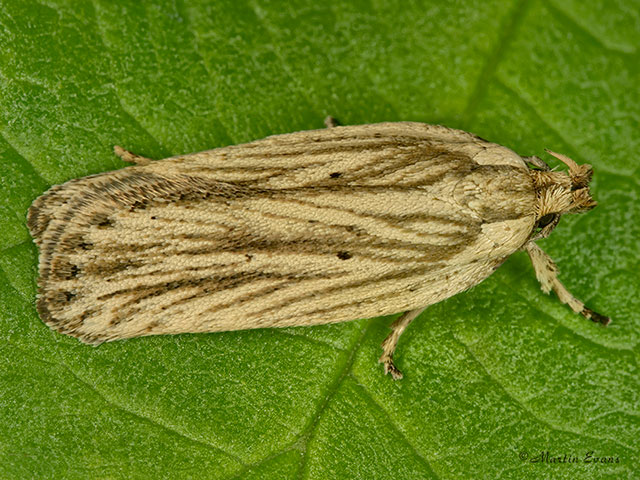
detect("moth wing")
(152, 122), (528, 187)
(28, 179), (89, 246)
(29, 123), (535, 343)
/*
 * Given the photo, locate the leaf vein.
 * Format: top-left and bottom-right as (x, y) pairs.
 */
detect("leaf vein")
(351, 378), (441, 479)
(454, 335), (634, 451)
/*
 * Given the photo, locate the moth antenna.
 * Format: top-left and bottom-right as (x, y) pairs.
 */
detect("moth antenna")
(545, 149), (579, 171)
(545, 149), (593, 189)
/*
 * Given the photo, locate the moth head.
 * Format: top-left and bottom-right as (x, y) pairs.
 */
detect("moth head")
(530, 150), (597, 240)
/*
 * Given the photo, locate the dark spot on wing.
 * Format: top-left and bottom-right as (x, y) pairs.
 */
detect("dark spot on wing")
(337, 251), (352, 260)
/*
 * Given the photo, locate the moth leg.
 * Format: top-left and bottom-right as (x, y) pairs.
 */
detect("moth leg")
(525, 242), (610, 325)
(379, 307), (426, 380)
(113, 145), (153, 166)
(324, 116), (339, 128)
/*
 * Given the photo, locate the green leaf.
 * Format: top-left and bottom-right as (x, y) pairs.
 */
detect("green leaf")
(1, 1), (637, 478)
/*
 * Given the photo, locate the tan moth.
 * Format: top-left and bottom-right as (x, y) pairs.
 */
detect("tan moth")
(28, 118), (610, 379)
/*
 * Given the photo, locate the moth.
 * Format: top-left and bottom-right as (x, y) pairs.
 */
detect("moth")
(28, 118), (609, 379)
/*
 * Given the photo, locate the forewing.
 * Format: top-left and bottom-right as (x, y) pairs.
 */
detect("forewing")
(30, 123), (535, 343)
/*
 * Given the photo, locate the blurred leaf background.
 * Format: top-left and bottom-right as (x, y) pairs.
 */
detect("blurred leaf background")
(0, 1), (638, 479)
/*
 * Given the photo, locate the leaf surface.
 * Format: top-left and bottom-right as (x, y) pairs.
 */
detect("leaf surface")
(1, 1), (637, 478)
